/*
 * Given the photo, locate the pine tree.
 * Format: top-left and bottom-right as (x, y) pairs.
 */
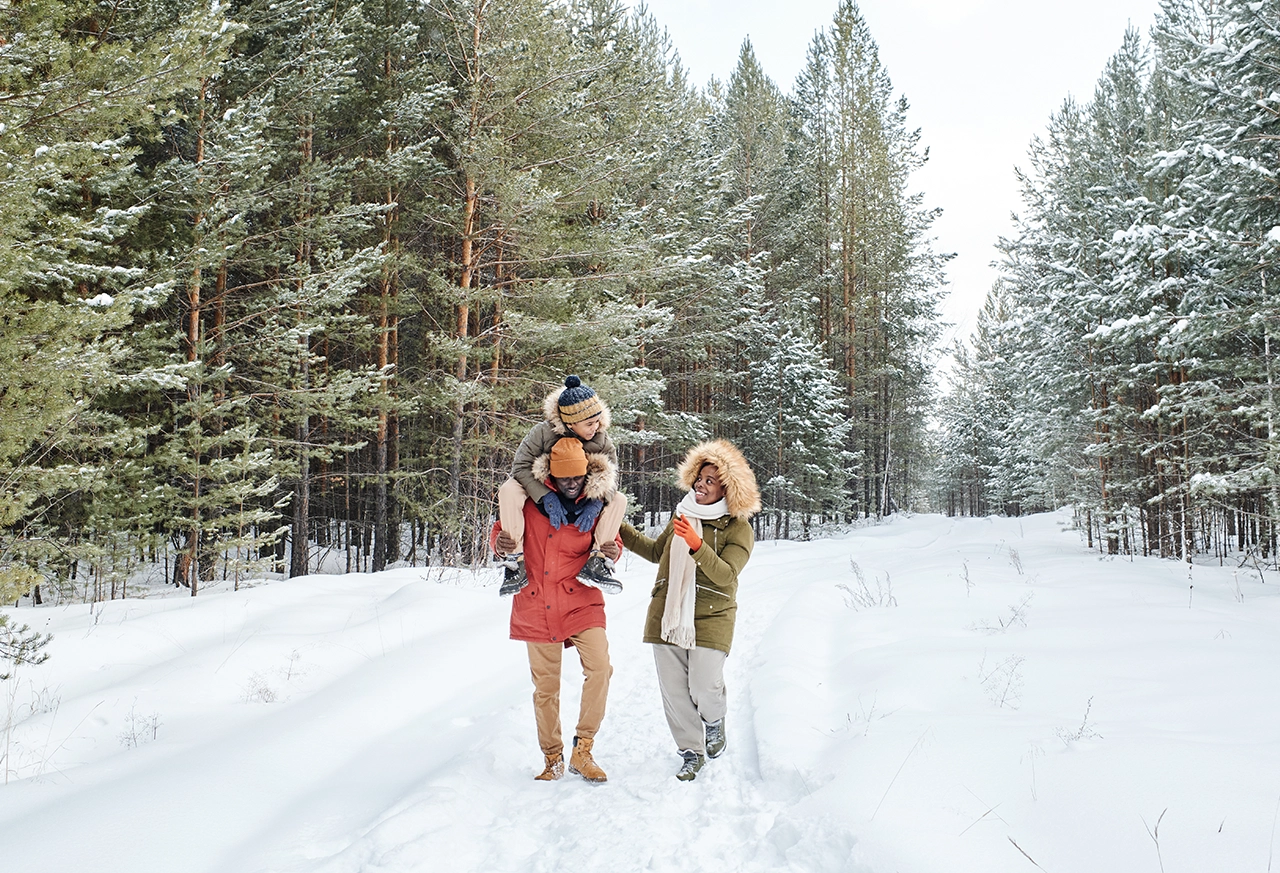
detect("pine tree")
(0, 0), (233, 596)
(791, 0), (946, 517)
(741, 319), (852, 537)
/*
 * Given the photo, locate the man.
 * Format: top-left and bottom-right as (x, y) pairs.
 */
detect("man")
(493, 437), (623, 783)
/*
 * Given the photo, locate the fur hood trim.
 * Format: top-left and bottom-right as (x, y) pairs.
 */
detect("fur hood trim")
(677, 439), (761, 520)
(531, 450), (617, 501)
(542, 386), (613, 436)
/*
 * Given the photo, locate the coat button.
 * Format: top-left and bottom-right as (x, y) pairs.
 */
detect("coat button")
(546, 605), (551, 610)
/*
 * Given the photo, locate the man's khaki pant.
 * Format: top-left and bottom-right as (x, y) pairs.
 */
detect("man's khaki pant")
(498, 477), (628, 554)
(527, 626), (612, 757)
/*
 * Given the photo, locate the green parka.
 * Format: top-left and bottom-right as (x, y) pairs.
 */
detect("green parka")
(621, 439), (761, 655)
(621, 514), (754, 654)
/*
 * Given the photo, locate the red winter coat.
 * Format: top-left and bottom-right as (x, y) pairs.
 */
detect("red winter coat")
(493, 498), (618, 646)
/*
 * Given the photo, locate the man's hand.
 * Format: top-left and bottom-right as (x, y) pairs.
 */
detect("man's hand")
(598, 540), (621, 562)
(672, 514), (703, 552)
(495, 530), (518, 555)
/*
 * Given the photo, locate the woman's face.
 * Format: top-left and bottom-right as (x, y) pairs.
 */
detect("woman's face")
(693, 464), (725, 505)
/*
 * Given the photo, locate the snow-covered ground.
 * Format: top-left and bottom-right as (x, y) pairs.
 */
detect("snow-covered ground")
(1, 510), (1277, 872)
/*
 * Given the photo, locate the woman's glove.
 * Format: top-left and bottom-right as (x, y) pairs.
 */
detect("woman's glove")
(541, 492), (568, 529)
(673, 514), (703, 552)
(573, 498), (603, 532)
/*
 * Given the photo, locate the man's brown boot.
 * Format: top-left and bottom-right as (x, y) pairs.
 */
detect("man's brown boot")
(534, 752), (564, 781)
(568, 735), (607, 783)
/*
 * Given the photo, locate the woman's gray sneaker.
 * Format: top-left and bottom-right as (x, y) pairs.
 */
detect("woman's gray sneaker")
(576, 554), (623, 594)
(675, 750), (705, 782)
(704, 718), (726, 758)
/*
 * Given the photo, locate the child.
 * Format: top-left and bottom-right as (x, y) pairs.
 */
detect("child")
(496, 375), (628, 596)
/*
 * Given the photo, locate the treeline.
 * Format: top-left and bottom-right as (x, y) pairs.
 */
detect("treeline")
(936, 0), (1280, 564)
(0, 0), (944, 602)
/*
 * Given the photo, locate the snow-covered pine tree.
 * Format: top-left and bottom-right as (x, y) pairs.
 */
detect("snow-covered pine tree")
(220, 0), (388, 578)
(0, 0), (233, 599)
(405, 0), (675, 559)
(1149, 0), (1280, 563)
(967, 4), (1280, 565)
(790, 0), (946, 517)
(740, 319), (852, 538)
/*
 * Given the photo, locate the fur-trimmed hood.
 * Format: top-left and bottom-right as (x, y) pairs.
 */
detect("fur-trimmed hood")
(542, 385), (613, 436)
(531, 448), (617, 502)
(676, 439), (761, 520)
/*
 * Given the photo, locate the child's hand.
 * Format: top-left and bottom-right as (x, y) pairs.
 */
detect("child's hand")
(573, 498), (603, 532)
(541, 492), (568, 529)
(672, 514), (702, 552)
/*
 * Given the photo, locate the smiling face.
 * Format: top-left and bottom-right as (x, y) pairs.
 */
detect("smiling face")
(567, 416), (602, 441)
(552, 474), (586, 501)
(692, 463), (725, 505)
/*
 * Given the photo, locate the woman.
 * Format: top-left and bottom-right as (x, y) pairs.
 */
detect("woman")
(621, 439), (761, 781)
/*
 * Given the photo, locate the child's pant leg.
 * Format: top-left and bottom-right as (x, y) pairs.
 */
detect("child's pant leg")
(593, 489), (628, 552)
(498, 478), (528, 552)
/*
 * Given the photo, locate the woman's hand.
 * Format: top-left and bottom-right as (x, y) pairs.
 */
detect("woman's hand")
(673, 514), (703, 552)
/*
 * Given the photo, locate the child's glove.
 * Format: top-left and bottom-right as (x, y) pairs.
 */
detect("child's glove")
(672, 514), (703, 552)
(541, 492), (568, 529)
(495, 530), (518, 555)
(573, 498), (603, 532)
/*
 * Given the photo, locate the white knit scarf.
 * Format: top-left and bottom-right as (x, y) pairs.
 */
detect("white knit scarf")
(661, 490), (729, 648)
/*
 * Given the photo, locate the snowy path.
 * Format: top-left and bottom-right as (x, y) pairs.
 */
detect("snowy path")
(282, 545), (866, 873)
(2, 511), (1279, 872)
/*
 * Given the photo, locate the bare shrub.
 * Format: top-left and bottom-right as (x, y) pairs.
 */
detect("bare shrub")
(978, 653), (1025, 709)
(1055, 696), (1103, 745)
(242, 673), (277, 704)
(838, 560), (897, 609)
(119, 701), (162, 749)
(970, 593), (1033, 635)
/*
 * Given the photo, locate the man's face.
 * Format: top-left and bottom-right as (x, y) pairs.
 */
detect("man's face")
(552, 474), (586, 500)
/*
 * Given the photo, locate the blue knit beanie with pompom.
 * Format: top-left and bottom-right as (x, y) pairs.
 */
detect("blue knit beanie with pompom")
(558, 375), (603, 425)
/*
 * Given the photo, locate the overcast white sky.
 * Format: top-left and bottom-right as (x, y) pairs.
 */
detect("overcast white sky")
(631, 0), (1165, 349)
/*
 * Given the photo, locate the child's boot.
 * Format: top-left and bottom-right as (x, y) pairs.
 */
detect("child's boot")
(576, 551), (622, 594)
(497, 553), (528, 596)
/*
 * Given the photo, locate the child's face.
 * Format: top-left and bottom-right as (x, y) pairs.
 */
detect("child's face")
(568, 416), (602, 441)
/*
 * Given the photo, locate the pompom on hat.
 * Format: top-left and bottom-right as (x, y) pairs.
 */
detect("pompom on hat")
(557, 375), (604, 425)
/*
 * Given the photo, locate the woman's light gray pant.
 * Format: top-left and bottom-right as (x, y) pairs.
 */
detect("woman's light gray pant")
(652, 643), (728, 754)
